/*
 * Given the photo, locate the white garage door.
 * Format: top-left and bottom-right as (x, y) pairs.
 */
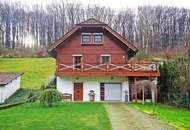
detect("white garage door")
(105, 83), (121, 100)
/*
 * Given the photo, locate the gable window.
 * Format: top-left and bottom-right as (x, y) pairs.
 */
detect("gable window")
(81, 33), (91, 43)
(101, 55), (111, 64)
(94, 33), (103, 43)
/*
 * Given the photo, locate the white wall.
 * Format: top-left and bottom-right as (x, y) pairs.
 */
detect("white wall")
(57, 76), (129, 102)
(0, 86), (4, 103)
(57, 77), (74, 100)
(83, 81), (100, 101)
(122, 81), (129, 102)
(0, 76), (21, 103)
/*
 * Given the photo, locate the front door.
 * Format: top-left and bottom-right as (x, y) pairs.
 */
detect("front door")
(74, 83), (83, 101)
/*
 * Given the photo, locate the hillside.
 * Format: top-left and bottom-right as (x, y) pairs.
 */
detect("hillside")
(0, 58), (55, 89)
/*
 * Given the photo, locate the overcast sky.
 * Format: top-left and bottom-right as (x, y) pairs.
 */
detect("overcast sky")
(4, 0), (190, 9)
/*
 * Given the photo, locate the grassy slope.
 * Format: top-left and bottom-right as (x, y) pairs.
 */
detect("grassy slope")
(0, 58), (55, 89)
(129, 103), (190, 130)
(0, 102), (112, 130)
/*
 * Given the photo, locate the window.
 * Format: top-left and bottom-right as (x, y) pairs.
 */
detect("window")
(73, 56), (82, 69)
(101, 55), (110, 63)
(81, 33), (91, 43)
(94, 33), (103, 43)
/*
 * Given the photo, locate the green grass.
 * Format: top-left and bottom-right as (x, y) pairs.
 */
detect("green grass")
(0, 58), (55, 89)
(129, 103), (190, 130)
(0, 102), (112, 130)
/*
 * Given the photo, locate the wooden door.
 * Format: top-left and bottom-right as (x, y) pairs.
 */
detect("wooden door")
(74, 83), (83, 101)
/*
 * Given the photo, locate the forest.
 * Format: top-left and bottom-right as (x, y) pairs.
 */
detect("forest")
(0, 1), (190, 55)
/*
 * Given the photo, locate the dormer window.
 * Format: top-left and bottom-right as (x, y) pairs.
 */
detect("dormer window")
(81, 33), (103, 44)
(93, 33), (103, 43)
(81, 33), (91, 43)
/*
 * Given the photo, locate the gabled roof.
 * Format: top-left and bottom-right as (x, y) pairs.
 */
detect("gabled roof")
(77, 18), (107, 26)
(48, 26), (80, 55)
(48, 18), (138, 56)
(0, 72), (23, 86)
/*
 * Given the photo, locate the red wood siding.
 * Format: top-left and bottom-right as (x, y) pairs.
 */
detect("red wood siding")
(57, 30), (128, 66)
(56, 29), (131, 76)
(55, 28), (160, 77)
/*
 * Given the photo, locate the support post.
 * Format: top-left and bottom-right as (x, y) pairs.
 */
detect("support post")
(134, 77), (137, 102)
(106, 62), (109, 72)
(142, 85), (145, 105)
(81, 59), (83, 72)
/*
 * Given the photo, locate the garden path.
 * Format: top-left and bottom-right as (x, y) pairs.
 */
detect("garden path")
(105, 102), (176, 130)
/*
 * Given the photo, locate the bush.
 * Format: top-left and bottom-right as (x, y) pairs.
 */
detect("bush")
(46, 84), (56, 89)
(40, 89), (61, 107)
(41, 84), (56, 90)
(135, 51), (153, 63)
(27, 91), (39, 103)
(41, 84), (46, 90)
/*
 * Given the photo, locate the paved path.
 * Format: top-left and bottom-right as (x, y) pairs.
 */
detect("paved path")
(105, 102), (176, 130)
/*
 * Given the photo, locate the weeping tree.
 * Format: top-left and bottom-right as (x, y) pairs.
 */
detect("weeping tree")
(40, 89), (61, 107)
(136, 80), (157, 104)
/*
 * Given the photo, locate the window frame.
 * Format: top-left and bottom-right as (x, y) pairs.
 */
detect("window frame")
(81, 33), (91, 44)
(93, 33), (103, 44)
(100, 54), (111, 64)
(73, 54), (83, 69)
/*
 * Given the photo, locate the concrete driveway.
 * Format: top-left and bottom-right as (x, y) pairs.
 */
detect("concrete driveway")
(105, 102), (176, 130)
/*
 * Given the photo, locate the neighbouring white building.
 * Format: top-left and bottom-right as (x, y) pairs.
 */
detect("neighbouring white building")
(0, 72), (22, 104)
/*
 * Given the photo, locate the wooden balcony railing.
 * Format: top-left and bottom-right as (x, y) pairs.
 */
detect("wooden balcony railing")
(56, 62), (160, 77)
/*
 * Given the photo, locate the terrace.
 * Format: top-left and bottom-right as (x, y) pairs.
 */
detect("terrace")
(56, 62), (160, 77)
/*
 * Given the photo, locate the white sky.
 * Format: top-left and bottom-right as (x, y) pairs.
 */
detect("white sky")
(4, 0), (190, 9)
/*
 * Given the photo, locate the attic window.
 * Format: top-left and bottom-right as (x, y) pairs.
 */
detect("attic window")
(93, 33), (103, 43)
(81, 33), (91, 43)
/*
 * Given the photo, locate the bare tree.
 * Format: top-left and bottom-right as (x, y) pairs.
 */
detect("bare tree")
(0, 1), (190, 52)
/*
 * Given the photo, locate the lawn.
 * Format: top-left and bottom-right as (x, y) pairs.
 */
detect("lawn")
(129, 103), (190, 129)
(0, 102), (112, 130)
(0, 58), (55, 89)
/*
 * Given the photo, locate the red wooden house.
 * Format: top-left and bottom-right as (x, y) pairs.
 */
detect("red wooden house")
(48, 18), (159, 102)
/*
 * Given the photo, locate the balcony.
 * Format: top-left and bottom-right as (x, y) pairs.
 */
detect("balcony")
(56, 62), (160, 77)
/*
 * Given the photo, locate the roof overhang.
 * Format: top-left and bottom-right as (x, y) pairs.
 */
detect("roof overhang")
(0, 72), (23, 86)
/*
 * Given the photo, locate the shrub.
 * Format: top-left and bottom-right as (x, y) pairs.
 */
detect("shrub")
(41, 84), (46, 90)
(27, 91), (39, 103)
(46, 84), (56, 89)
(135, 51), (153, 62)
(41, 84), (56, 90)
(40, 89), (61, 107)
(158, 57), (190, 107)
